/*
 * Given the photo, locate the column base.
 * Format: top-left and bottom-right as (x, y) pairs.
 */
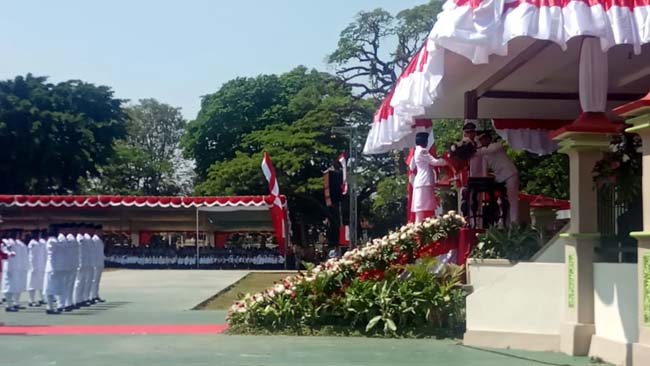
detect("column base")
(464, 330), (560, 352)
(633, 342), (650, 366)
(589, 335), (633, 366)
(560, 322), (595, 356)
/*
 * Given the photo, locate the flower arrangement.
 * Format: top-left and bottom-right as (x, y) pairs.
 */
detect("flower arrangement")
(227, 212), (467, 337)
(592, 133), (642, 204)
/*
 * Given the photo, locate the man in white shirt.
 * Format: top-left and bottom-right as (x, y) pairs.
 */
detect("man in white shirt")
(62, 226), (78, 311)
(475, 133), (520, 224)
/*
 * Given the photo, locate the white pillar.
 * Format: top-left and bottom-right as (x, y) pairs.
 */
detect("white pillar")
(615, 95), (650, 366)
(555, 134), (611, 355)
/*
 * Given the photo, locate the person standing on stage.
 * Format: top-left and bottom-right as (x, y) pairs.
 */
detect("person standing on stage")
(412, 132), (447, 224)
(27, 231), (47, 307)
(475, 132), (520, 224)
(462, 121), (486, 178)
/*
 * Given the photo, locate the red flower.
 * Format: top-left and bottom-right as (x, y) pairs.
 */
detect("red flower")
(611, 161), (621, 169)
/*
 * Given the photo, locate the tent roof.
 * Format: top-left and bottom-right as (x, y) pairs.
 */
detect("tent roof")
(423, 38), (650, 120)
(0, 194), (286, 210)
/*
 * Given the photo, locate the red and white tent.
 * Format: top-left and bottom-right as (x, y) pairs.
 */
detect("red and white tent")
(0, 194), (289, 254)
(364, 0), (650, 154)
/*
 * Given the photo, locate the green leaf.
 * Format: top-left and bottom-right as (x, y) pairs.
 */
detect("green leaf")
(385, 318), (397, 332)
(366, 315), (382, 332)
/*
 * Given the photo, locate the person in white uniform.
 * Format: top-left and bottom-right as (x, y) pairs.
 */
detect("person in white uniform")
(81, 227), (95, 306)
(64, 226), (80, 311)
(475, 132), (520, 224)
(90, 225), (106, 303)
(412, 132), (447, 224)
(13, 232), (29, 310)
(74, 225), (91, 307)
(1, 231), (19, 312)
(44, 226), (64, 314)
(27, 231), (47, 307)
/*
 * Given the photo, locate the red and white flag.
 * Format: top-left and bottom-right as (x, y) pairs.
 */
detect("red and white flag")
(338, 152), (348, 196)
(261, 152), (287, 254)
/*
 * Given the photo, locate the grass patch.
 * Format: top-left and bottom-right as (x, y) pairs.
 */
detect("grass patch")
(196, 272), (296, 310)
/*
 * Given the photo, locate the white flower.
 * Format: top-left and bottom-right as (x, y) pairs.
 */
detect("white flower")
(400, 233), (408, 240)
(274, 284), (286, 293)
(622, 154), (630, 162)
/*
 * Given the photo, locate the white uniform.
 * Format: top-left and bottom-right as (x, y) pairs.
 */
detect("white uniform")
(476, 142), (520, 224)
(27, 238), (47, 303)
(90, 234), (105, 300)
(412, 145), (446, 223)
(82, 233), (94, 303)
(73, 233), (92, 305)
(63, 234), (79, 308)
(1, 238), (19, 308)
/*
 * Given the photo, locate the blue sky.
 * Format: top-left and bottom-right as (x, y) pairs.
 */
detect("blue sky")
(0, 0), (426, 120)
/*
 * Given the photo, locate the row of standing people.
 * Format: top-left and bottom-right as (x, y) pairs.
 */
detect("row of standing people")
(105, 247), (285, 269)
(0, 225), (106, 314)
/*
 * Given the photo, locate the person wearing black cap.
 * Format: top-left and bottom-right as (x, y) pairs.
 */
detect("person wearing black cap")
(475, 132), (520, 224)
(463, 121), (487, 178)
(412, 132), (447, 223)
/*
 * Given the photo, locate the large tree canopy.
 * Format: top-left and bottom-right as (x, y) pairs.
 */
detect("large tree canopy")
(0, 74), (128, 194)
(184, 67), (331, 179)
(187, 67), (374, 242)
(328, 1), (443, 100)
(81, 98), (190, 196)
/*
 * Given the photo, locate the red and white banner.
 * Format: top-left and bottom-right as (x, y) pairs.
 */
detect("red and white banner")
(261, 152), (287, 255)
(338, 153), (348, 196)
(365, 0), (650, 154)
(339, 225), (350, 245)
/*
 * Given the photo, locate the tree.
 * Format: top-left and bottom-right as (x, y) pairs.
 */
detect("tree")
(328, 1), (443, 100)
(80, 141), (178, 195)
(183, 67), (326, 179)
(0, 74), (128, 194)
(82, 98), (192, 195)
(189, 67), (374, 244)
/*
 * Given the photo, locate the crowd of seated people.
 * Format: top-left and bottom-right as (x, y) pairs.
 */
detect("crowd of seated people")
(104, 245), (285, 269)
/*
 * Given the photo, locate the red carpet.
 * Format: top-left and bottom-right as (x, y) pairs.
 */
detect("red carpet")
(0, 324), (229, 335)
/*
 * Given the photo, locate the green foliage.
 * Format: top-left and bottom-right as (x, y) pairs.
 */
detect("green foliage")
(592, 133), (642, 205)
(188, 67), (375, 231)
(80, 141), (177, 195)
(184, 67), (342, 179)
(472, 225), (542, 261)
(513, 151), (569, 200)
(0, 74), (128, 194)
(370, 174), (408, 235)
(227, 213), (467, 338)
(81, 98), (189, 195)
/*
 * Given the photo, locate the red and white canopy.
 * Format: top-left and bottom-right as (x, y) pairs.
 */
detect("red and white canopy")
(364, 0), (650, 154)
(0, 194), (285, 209)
